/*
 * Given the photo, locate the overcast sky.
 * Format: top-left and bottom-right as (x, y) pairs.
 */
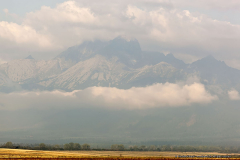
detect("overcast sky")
(1, 0), (240, 69)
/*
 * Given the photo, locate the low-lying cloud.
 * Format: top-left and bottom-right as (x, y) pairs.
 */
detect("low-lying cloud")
(228, 89), (240, 100)
(0, 82), (217, 110)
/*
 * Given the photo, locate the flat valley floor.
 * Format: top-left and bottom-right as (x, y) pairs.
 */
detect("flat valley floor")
(0, 148), (239, 159)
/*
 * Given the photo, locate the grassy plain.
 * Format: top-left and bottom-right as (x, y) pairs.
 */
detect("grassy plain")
(0, 148), (239, 158)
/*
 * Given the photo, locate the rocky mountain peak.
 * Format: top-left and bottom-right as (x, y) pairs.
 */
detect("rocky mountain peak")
(25, 55), (34, 60)
(191, 55), (227, 69)
(108, 36), (141, 52)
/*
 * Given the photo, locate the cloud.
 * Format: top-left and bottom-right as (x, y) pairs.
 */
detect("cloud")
(228, 89), (240, 100)
(0, 82), (217, 110)
(24, 1), (96, 25)
(1, 0), (240, 69)
(172, 0), (240, 11)
(186, 114), (197, 127)
(179, 114), (197, 127)
(3, 9), (9, 14)
(0, 21), (52, 48)
(0, 58), (7, 65)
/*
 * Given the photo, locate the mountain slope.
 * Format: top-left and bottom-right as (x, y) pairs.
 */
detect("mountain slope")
(55, 36), (185, 69)
(189, 55), (240, 90)
(40, 55), (187, 90)
(0, 59), (65, 91)
(41, 55), (132, 90)
(1, 37), (240, 93)
(56, 40), (107, 63)
(127, 62), (184, 87)
(0, 70), (21, 92)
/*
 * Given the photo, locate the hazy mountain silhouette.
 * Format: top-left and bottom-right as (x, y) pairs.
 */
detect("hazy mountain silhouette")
(0, 37), (240, 92)
(25, 55), (34, 59)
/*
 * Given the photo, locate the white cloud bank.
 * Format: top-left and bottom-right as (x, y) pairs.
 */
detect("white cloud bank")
(0, 82), (217, 110)
(0, 21), (52, 47)
(228, 89), (240, 100)
(1, 0), (240, 67)
(173, 0), (240, 11)
(0, 58), (7, 65)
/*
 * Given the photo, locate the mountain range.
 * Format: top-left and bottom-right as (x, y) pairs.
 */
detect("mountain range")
(0, 36), (239, 94)
(1, 36), (240, 145)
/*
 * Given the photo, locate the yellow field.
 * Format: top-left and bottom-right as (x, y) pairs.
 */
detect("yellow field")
(0, 148), (239, 158)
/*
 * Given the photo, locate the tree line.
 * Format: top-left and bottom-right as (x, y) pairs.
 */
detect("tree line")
(0, 142), (90, 151)
(128, 145), (240, 153)
(1, 142), (240, 153)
